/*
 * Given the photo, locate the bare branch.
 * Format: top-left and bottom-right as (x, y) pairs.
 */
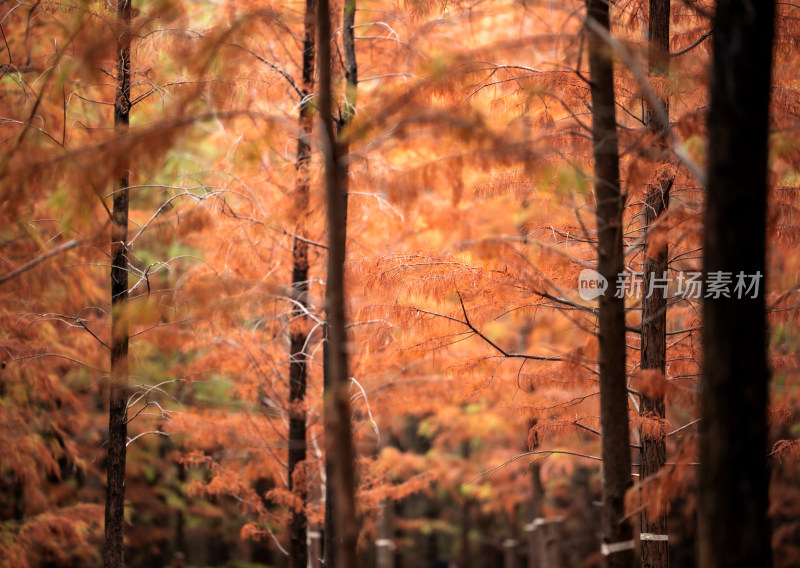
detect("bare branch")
(126, 430), (172, 447)
(456, 292), (561, 362)
(228, 43), (304, 100)
(671, 29), (713, 57)
(469, 449), (603, 484)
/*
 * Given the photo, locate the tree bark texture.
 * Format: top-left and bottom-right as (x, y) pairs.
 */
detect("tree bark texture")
(527, 462), (564, 568)
(503, 517), (519, 568)
(319, 0), (358, 565)
(376, 498), (395, 568)
(287, 1), (317, 566)
(527, 462), (543, 568)
(104, 1), (133, 567)
(585, 1), (634, 567)
(699, 1), (775, 567)
(640, 1), (671, 567)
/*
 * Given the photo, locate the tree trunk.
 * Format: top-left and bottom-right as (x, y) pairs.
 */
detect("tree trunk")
(323, 443), (337, 567)
(376, 498), (395, 568)
(457, 439), (471, 568)
(526, 462), (564, 568)
(527, 463), (542, 568)
(308, 473), (323, 568)
(287, 2), (316, 567)
(503, 510), (519, 568)
(639, 2), (671, 567)
(310, 526), (323, 568)
(319, 0), (358, 564)
(585, 1), (634, 567)
(459, 498), (471, 568)
(699, 1), (775, 567)
(104, 1), (133, 567)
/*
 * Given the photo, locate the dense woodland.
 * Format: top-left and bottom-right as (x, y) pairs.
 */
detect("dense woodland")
(0, 0), (797, 567)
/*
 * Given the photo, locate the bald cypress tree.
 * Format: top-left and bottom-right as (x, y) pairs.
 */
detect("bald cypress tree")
(287, 1), (317, 566)
(104, 1), (133, 567)
(319, 0), (359, 564)
(699, 1), (775, 566)
(640, 1), (672, 566)
(585, 1), (634, 566)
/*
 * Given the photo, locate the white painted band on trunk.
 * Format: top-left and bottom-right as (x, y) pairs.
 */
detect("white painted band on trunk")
(640, 533), (669, 541)
(376, 539), (396, 550)
(524, 516), (564, 532)
(502, 539), (519, 548)
(524, 521), (541, 532)
(308, 531), (321, 539)
(601, 540), (636, 555)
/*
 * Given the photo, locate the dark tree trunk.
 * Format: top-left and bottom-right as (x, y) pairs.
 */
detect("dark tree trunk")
(459, 499), (471, 568)
(309, 478), (323, 568)
(319, 0), (358, 564)
(503, 510), (519, 568)
(527, 464), (542, 568)
(585, 2), (634, 567)
(699, 1), (775, 567)
(104, 1), (133, 567)
(287, 2), (317, 567)
(175, 463), (186, 566)
(376, 498), (395, 568)
(459, 440), (472, 568)
(639, 2), (671, 567)
(527, 462), (564, 568)
(527, 420), (560, 568)
(323, 442), (337, 567)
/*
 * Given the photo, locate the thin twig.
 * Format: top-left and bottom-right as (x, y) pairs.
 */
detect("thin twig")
(0, 239), (81, 285)
(456, 292), (561, 362)
(670, 29), (712, 57)
(469, 449), (603, 484)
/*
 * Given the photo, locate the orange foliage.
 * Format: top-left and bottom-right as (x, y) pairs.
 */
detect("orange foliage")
(0, 0), (799, 565)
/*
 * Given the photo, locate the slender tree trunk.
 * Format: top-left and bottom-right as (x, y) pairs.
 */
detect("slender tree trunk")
(526, 420), (544, 568)
(585, 2), (634, 567)
(375, 435), (395, 568)
(376, 498), (395, 568)
(527, 463), (542, 568)
(309, 475), (323, 568)
(458, 499), (471, 568)
(526, 464), (564, 568)
(323, 443), (337, 567)
(175, 463), (186, 566)
(104, 1), (133, 567)
(699, 2), (775, 567)
(639, 2), (671, 567)
(503, 509), (519, 568)
(459, 440), (471, 568)
(287, 2), (317, 566)
(319, 0), (358, 564)
(525, 422), (564, 568)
